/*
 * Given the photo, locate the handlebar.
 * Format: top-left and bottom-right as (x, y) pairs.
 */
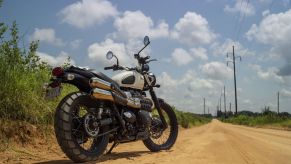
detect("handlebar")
(104, 65), (115, 70)
(134, 54), (157, 64)
(104, 65), (128, 71)
(104, 55), (157, 72)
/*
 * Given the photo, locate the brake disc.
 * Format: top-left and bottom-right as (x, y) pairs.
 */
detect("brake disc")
(150, 117), (164, 139)
(84, 113), (100, 138)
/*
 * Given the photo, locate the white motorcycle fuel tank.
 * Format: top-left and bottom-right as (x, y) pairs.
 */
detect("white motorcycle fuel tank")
(112, 71), (145, 90)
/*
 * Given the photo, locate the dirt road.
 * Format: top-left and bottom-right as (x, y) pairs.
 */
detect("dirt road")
(2, 119), (291, 164)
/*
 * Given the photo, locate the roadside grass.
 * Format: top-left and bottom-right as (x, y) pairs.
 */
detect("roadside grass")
(223, 114), (291, 130)
(173, 107), (212, 128)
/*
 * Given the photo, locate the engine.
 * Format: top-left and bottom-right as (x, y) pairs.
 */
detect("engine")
(89, 77), (153, 139)
(122, 91), (153, 138)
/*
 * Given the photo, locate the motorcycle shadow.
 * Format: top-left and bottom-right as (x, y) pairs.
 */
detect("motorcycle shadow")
(35, 150), (152, 164)
(98, 150), (152, 162)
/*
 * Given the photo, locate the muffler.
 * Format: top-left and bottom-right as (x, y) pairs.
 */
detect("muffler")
(89, 77), (126, 97)
(89, 77), (111, 90)
(91, 88), (114, 101)
(91, 88), (141, 108)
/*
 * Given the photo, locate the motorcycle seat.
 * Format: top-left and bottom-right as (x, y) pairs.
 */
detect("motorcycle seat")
(68, 66), (119, 87)
(92, 71), (120, 87)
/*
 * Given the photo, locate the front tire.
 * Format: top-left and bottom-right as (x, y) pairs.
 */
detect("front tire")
(54, 92), (109, 163)
(143, 101), (178, 152)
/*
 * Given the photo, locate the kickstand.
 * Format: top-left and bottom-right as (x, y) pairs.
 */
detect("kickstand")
(106, 142), (119, 154)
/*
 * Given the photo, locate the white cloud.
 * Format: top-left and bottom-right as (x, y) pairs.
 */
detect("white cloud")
(246, 9), (291, 76)
(262, 10), (270, 17)
(224, 0), (255, 16)
(112, 10), (169, 40)
(171, 48), (193, 66)
(201, 61), (232, 80)
(70, 39), (82, 49)
(157, 72), (179, 91)
(190, 47), (208, 61)
(211, 38), (254, 57)
(171, 12), (217, 45)
(249, 64), (285, 83)
(59, 0), (118, 28)
(246, 9), (291, 44)
(170, 47), (208, 66)
(157, 70), (222, 91)
(156, 70), (223, 113)
(243, 99), (252, 104)
(281, 89), (291, 98)
(30, 28), (64, 46)
(37, 51), (75, 67)
(188, 78), (217, 91)
(88, 39), (132, 67)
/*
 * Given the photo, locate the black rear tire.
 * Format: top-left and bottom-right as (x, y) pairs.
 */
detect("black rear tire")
(54, 92), (109, 163)
(143, 100), (178, 152)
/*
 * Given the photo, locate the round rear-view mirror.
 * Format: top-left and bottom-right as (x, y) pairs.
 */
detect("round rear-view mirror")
(106, 51), (114, 60)
(143, 36), (150, 45)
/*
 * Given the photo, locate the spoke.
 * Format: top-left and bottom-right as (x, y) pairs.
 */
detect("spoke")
(149, 108), (172, 146)
(70, 103), (102, 152)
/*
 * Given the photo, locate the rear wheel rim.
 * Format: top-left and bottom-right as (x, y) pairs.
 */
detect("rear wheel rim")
(71, 104), (101, 152)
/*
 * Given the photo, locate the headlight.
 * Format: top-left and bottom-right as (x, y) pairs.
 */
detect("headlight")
(142, 64), (149, 72)
(148, 72), (156, 86)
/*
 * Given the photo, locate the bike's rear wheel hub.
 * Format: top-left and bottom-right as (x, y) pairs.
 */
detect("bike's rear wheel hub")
(84, 114), (100, 137)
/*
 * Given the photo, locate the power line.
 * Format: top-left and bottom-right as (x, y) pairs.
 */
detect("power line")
(232, 0), (244, 40)
(235, 0), (250, 41)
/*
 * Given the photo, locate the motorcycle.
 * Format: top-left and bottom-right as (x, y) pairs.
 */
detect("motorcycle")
(45, 36), (178, 163)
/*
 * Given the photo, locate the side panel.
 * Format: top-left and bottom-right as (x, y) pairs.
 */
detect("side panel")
(122, 75), (135, 84)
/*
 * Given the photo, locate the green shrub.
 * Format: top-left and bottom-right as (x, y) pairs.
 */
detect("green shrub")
(0, 19), (77, 124)
(172, 107), (212, 128)
(224, 112), (291, 129)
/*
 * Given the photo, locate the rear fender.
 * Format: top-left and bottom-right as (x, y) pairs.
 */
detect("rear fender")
(60, 72), (91, 93)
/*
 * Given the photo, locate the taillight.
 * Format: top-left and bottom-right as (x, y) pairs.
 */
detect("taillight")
(52, 67), (64, 77)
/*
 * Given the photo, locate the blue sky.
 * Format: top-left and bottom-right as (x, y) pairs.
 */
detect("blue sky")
(1, 0), (291, 114)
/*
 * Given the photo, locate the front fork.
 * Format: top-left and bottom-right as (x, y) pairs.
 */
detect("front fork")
(149, 88), (168, 129)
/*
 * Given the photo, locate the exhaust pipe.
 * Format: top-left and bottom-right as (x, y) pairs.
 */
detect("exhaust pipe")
(91, 88), (114, 101)
(89, 77), (111, 90)
(89, 77), (126, 97)
(91, 88), (141, 108)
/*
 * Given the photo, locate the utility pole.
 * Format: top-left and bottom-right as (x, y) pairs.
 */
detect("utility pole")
(203, 97), (206, 115)
(224, 86), (226, 118)
(227, 46), (241, 115)
(229, 102), (231, 112)
(277, 91), (280, 114)
(219, 96), (222, 112)
(208, 107), (210, 115)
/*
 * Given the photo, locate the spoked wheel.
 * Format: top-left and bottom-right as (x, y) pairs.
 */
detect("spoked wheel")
(143, 100), (178, 151)
(54, 92), (109, 163)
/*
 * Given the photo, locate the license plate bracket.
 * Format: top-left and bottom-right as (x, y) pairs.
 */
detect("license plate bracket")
(44, 85), (62, 99)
